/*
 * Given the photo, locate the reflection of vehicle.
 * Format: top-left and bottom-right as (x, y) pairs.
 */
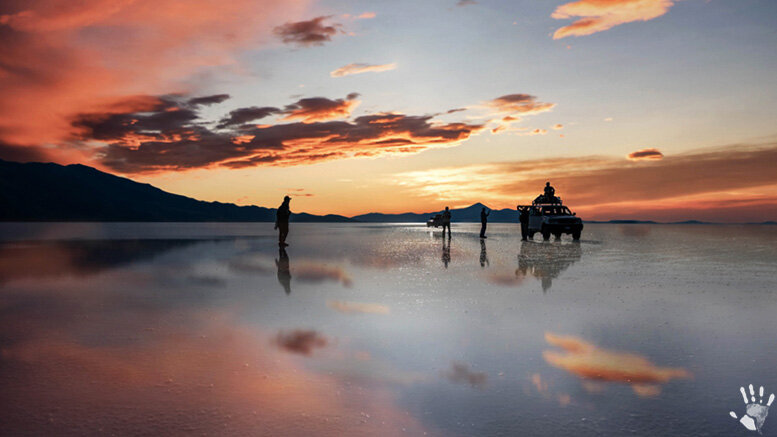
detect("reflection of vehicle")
(516, 241), (582, 292)
(518, 203), (583, 241)
(427, 214), (443, 227)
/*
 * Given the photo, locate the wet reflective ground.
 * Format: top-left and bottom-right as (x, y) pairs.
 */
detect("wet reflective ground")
(0, 223), (775, 436)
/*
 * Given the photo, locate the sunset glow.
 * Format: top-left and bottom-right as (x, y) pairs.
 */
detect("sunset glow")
(1, 0), (776, 221)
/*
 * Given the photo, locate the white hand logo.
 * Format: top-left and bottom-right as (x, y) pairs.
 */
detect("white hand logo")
(730, 384), (774, 434)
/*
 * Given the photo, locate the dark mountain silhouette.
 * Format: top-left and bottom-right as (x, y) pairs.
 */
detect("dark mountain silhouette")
(0, 159), (352, 222)
(352, 202), (521, 223)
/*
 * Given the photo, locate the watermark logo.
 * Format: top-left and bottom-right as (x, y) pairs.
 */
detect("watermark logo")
(730, 384), (774, 434)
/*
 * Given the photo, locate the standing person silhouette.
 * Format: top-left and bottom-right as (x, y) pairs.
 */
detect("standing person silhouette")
(442, 206), (452, 239)
(275, 195), (291, 247)
(479, 207), (490, 239)
(518, 206), (530, 241)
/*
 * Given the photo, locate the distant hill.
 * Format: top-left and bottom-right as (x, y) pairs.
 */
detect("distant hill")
(352, 202), (521, 223)
(0, 159), (352, 222)
(585, 219), (658, 224)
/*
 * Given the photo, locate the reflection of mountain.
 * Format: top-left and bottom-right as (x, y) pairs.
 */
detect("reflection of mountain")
(0, 239), (198, 284)
(516, 241), (582, 292)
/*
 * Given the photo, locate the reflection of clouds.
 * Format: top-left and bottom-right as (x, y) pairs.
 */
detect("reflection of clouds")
(0, 239), (197, 284)
(516, 242), (582, 292)
(186, 274), (227, 287)
(529, 372), (572, 407)
(531, 373), (548, 394)
(228, 252), (351, 289)
(444, 362), (487, 388)
(543, 332), (691, 397)
(274, 329), (328, 356)
(488, 272), (526, 287)
(228, 256), (275, 274)
(294, 263), (352, 287)
(315, 352), (427, 386)
(1, 319), (436, 436)
(327, 301), (390, 315)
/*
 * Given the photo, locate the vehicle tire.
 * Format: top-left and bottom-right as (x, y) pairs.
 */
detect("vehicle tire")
(572, 230), (581, 240)
(541, 226), (551, 241)
(553, 232), (562, 240)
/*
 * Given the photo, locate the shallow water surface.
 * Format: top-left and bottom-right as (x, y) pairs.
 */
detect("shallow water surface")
(0, 223), (775, 436)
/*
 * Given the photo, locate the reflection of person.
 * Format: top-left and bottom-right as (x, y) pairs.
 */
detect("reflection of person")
(275, 195), (291, 247)
(442, 237), (451, 268)
(518, 206), (529, 241)
(442, 206), (452, 238)
(479, 239), (489, 268)
(479, 207), (490, 239)
(276, 246), (291, 294)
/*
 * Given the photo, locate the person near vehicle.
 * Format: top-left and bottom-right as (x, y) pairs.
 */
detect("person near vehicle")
(544, 182), (555, 202)
(442, 206), (452, 238)
(479, 207), (490, 239)
(275, 195), (291, 246)
(519, 206), (530, 241)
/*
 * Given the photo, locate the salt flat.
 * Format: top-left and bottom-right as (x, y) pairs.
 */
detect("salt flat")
(0, 223), (775, 436)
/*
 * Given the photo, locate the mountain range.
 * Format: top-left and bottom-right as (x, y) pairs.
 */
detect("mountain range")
(0, 158), (521, 222)
(2, 159), (775, 224)
(0, 159), (352, 222)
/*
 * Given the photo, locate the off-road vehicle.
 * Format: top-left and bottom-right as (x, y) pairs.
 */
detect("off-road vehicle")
(518, 202), (583, 240)
(426, 214), (443, 227)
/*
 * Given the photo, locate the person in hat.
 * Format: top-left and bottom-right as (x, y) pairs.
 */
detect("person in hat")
(275, 195), (291, 246)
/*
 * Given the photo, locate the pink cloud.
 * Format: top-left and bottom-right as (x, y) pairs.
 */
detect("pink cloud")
(628, 148), (664, 161)
(0, 0), (309, 161)
(330, 63), (397, 78)
(552, 0), (674, 39)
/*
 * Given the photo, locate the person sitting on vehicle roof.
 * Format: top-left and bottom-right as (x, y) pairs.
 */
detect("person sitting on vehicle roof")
(544, 182), (556, 200)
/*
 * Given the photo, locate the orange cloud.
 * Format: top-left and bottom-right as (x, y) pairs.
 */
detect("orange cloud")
(552, 0), (674, 39)
(330, 63), (397, 77)
(273, 15), (342, 46)
(487, 94), (555, 116)
(394, 143), (777, 222)
(543, 332), (690, 396)
(485, 95), (555, 135)
(81, 94), (486, 172)
(0, 0), (308, 161)
(281, 94), (360, 123)
(519, 128), (548, 136)
(628, 147), (664, 161)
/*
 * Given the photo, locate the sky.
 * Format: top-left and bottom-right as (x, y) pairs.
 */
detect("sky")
(1, 0), (776, 221)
